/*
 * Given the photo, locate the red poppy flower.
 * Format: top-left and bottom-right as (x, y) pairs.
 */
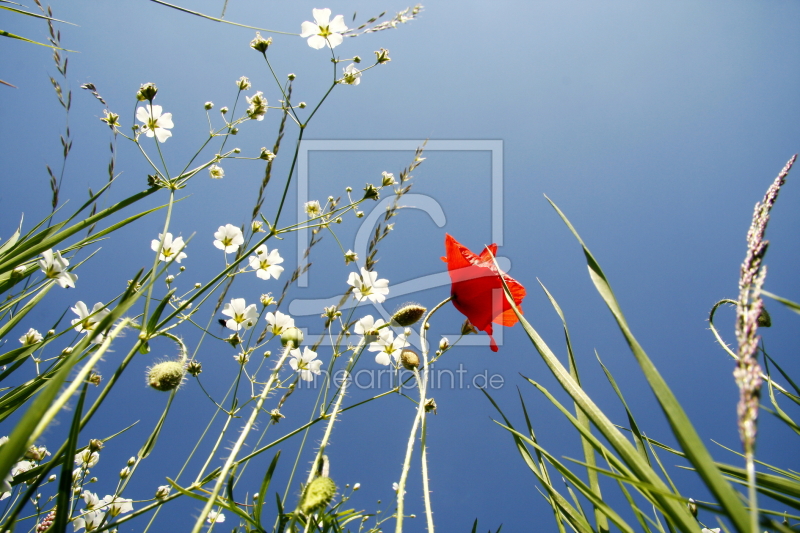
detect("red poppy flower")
(441, 234), (526, 352)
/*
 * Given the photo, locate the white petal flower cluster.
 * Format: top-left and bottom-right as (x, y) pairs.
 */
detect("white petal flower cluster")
(300, 8), (347, 49)
(248, 244), (284, 280)
(151, 233), (187, 263)
(347, 268), (389, 303)
(72, 491), (134, 531)
(289, 347), (322, 381)
(39, 249), (77, 288)
(221, 298), (258, 331)
(136, 104), (174, 143)
(265, 310), (294, 336)
(213, 224), (244, 253)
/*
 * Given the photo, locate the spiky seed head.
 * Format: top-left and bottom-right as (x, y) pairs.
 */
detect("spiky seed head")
(147, 361), (185, 391)
(299, 476), (336, 515)
(391, 303), (426, 327)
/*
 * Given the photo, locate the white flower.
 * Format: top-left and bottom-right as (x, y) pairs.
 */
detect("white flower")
(392, 482), (406, 495)
(151, 233), (187, 263)
(19, 328), (43, 346)
(304, 200), (321, 217)
(300, 8), (347, 49)
(209, 164), (225, 179)
(75, 450), (99, 468)
(11, 460), (32, 477)
(71, 302), (110, 343)
(236, 76), (251, 90)
(221, 298), (258, 331)
(73, 509), (104, 532)
(246, 91), (267, 121)
(248, 245), (284, 280)
(39, 249), (77, 288)
(354, 315), (389, 344)
(341, 64), (361, 85)
(82, 490), (102, 510)
(265, 311), (294, 335)
(289, 347), (322, 381)
(370, 331), (408, 366)
(136, 104), (174, 143)
(213, 224), (244, 253)
(207, 510), (225, 524)
(344, 250), (358, 265)
(347, 268), (389, 303)
(102, 495), (133, 517)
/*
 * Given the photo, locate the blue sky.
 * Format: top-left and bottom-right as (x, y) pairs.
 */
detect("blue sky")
(3, 0), (800, 531)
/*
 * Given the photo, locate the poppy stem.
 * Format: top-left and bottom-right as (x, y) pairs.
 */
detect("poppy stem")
(395, 297), (450, 533)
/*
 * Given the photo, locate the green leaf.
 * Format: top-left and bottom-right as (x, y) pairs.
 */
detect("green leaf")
(54, 383), (87, 533)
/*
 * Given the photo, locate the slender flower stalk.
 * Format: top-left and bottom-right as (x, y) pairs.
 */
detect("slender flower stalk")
(734, 154), (795, 533)
(396, 297), (450, 533)
(190, 346), (292, 533)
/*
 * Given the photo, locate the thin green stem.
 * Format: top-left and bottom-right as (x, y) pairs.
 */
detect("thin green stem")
(395, 297), (450, 533)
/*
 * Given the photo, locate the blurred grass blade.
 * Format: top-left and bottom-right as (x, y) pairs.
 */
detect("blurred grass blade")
(0, 5), (74, 24)
(54, 382), (87, 533)
(762, 290), (800, 315)
(544, 195), (750, 533)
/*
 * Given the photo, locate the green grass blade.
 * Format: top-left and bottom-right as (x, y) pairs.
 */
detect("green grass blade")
(138, 389), (177, 459)
(544, 195), (750, 533)
(539, 280), (609, 533)
(595, 350), (650, 464)
(254, 451), (281, 528)
(0, 29), (75, 50)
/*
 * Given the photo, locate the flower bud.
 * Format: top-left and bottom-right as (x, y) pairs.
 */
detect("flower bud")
(400, 349), (419, 370)
(259, 147), (276, 161)
(353, 56), (362, 63)
(48, 475), (57, 482)
(230, 127), (239, 135)
(204, 101), (214, 110)
(11, 265), (26, 278)
(757, 307), (772, 328)
(89, 439), (104, 452)
(250, 32), (272, 53)
(165, 275), (174, 285)
(270, 409), (285, 423)
(362, 184), (380, 200)
(127, 457), (136, 466)
(461, 319), (478, 336)
(391, 303), (426, 327)
(281, 327), (304, 348)
(439, 337), (449, 351)
(260, 294), (275, 307)
(288, 73), (296, 80)
(233, 147), (241, 154)
(220, 106), (229, 114)
(353, 483), (361, 490)
(687, 498), (697, 518)
(187, 360), (202, 376)
(120, 467), (130, 479)
(155, 485), (170, 500)
(381, 171), (396, 187)
(298, 102), (307, 108)
(236, 76), (251, 90)
(424, 398), (437, 415)
(136, 83), (158, 102)
(299, 476), (336, 515)
(375, 48), (390, 64)
(146, 361), (185, 391)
